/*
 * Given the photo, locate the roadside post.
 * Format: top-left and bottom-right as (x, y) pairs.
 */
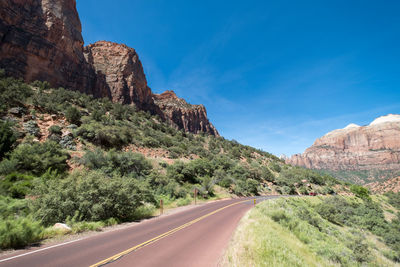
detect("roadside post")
(160, 199), (163, 215)
(194, 188), (198, 205)
(254, 198), (256, 206)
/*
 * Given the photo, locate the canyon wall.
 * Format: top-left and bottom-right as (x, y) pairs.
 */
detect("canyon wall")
(0, 0), (218, 136)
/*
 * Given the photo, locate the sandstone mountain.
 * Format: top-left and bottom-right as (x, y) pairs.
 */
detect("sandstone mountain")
(0, 0), (218, 136)
(287, 114), (400, 185)
(288, 114), (400, 170)
(153, 91), (219, 136)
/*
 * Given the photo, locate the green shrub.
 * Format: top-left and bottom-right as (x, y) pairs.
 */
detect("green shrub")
(0, 196), (30, 219)
(65, 106), (81, 125)
(269, 162), (281, 172)
(80, 149), (152, 177)
(0, 120), (17, 159)
(0, 216), (43, 249)
(0, 75), (33, 112)
(350, 185), (370, 200)
(385, 191), (400, 209)
(33, 171), (155, 225)
(48, 125), (62, 135)
(31, 80), (50, 90)
(0, 172), (35, 198)
(76, 122), (132, 148)
(0, 141), (69, 176)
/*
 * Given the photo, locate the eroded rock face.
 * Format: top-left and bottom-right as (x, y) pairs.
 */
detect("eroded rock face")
(0, 0), (219, 136)
(84, 41), (154, 109)
(153, 91), (219, 136)
(0, 0), (102, 96)
(287, 114), (400, 170)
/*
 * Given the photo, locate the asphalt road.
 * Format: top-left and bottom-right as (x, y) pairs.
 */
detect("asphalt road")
(0, 196), (282, 267)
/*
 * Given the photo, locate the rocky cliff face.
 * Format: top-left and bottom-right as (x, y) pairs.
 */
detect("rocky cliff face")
(0, 0), (103, 96)
(153, 91), (219, 136)
(287, 114), (400, 171)
(84, 41), (154, 110)
(0, 0), (218, 136)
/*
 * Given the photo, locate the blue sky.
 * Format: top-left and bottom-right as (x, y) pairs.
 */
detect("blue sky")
(77, 0), (400, 156)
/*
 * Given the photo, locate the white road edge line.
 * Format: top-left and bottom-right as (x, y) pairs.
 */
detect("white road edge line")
(0, 238), (85, 263)
(0, 201), (230, 263)
(0, 201), (219, 263)
(0, 197), (275, 263)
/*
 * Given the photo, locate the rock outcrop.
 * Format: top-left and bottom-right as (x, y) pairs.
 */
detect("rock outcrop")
(0, 0), (104, 97)
(287, 114), (400, 171)
(153, 91), (219, 136)
(0, 0), (218, 136)
(84, 41), (154, 110)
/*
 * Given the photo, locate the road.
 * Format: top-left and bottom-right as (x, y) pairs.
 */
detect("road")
(0, 196), (282, 267)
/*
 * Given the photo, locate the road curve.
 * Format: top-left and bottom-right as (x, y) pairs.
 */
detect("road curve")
(0, 196), (281, 267)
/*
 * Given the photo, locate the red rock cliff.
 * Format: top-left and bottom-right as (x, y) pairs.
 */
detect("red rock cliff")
(287, 114), (400, 170)
(84, 41), (154, 110)
(153, 91), (219, 136)
(0, 0), (219, 136)
(0, 0), (107, 97)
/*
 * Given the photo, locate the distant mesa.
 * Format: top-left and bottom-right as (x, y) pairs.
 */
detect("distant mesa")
(0, 0), (218, 136)
(287, 114), (400, 171)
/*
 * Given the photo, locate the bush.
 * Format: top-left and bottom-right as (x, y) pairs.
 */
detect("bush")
(33, 171), (155, 225)
(0, 75), (33, 112)
(65, 106), (81, 125)
(0, 120), (17, 159)
(269, 162), (281, 172)
(0, 172), (35, 198)
(80, 149), (152, 177)
(76, 122), (132, 148)
(0, 141), (69, 176)
(31, 80), (50, 91)
(350, 185), (370, 200)
(0, 196), (30, 219)
(384, 191), (400, 209)
(48, 125), (62, 135)
(0, 216), (43, 249)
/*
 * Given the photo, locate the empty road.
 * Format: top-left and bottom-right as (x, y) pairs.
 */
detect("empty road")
(0, 196), (282, 267)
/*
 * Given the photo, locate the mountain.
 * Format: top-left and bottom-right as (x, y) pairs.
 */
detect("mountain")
(0, 0), (217, 136)
(287, 114), (400, 186)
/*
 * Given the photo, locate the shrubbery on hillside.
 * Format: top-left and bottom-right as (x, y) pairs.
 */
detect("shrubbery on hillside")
(33, 171), (155, 225)
(0, 74), (342, 249)
(0, 141), (69, 176)
(0, 120), (17, 160)
(223, 196), (400, 266)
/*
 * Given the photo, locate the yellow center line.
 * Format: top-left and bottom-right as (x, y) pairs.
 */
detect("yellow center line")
(90, 199), (253, 267)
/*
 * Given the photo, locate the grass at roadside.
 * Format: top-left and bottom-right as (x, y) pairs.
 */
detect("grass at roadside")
(221, 196), (399, 267)
(0, 187), (232, 251)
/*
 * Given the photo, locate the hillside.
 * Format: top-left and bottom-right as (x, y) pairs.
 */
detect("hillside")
(0, 0), (217, 136)
(0, 74), (345, 249)
(222, 193), (400, 266)
(287, 114), (400, 189)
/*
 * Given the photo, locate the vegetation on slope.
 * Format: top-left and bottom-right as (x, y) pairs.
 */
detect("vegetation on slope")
(222, 193), (400, 266)
(317, 168), (400, 191)
(0, 73), (343, 249)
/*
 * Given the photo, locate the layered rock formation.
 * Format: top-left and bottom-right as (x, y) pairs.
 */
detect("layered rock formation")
(84, 41), (154, 109)
(0, 0), (104, 97)
(0, 0), (218, 136)
(287, 114), (400, 171)
(153, 91), (219, 136)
